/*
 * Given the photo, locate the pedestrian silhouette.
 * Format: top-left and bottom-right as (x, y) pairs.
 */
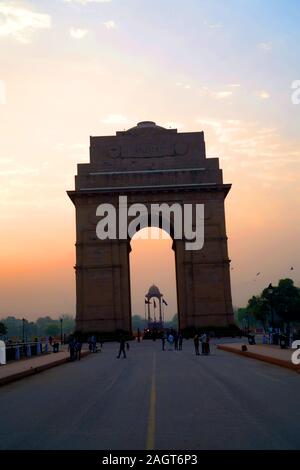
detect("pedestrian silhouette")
(117, 335), (126, 358)
(178, 333), (183, 350)
(194, 334), (200, 356)
(162, 333), (166, 351)
(174, 332), (179, 350)
(75, 338), (82, 360)
(68, 337), (76, 361)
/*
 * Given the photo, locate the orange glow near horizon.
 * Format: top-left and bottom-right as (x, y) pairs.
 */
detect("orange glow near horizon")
(130, 228), (178, 320)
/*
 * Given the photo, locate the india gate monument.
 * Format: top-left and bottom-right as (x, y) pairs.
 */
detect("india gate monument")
(68, 121), (234, 334)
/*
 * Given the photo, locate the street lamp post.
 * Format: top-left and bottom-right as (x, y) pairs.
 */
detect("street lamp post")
(245, 314), (250, 335)
(60, 318), (63, 345)
(267, 283), (274, 329)
(22, 318), (26, 343)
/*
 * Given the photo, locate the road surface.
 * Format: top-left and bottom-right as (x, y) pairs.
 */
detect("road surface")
(0, 339), (299, 450)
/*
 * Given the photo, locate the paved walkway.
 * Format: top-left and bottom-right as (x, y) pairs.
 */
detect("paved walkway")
(0, 349), (89, 386)
(1, 340), (300, 450)
(217, 342), (300, 371)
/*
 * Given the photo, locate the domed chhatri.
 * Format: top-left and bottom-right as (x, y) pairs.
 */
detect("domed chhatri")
(145, 284), (165, 325)
(125, 121), (169, 134)
(146, 284), (163, 299)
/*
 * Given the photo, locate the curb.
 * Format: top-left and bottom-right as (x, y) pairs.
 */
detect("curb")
(217, 344), (300, 372)
(0, 350), (90, 387)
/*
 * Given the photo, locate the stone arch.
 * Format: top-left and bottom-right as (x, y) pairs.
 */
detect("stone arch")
(68, 121), (234, 334)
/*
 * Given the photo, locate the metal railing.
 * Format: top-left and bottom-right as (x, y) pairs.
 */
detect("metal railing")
(4, 341), (58, 361)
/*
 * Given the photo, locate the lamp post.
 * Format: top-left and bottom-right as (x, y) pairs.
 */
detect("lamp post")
(267, 283), (274, 329)
(60, 318), (63, 345)
(245, 314), (250, 336)
(22, 318), (26, 343)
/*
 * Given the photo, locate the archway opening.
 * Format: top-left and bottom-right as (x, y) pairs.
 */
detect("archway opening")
(129, 227), (178, 336)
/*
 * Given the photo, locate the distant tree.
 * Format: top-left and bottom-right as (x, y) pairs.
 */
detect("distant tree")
(164, 313), (178, 329)
(0, 322), (7, 336)
(0, 316), (23, 338)
(246, 295), (269, 331)
(132, 315), (145, 330)
(45, 323), (60, 337)
(272, 279), (300, 323)
(244, 278), (300, 333)
(60, 315), (75, 334)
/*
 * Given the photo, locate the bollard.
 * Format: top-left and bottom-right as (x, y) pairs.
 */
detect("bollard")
(15, 345), (20, 360)
(0, 340), (6, 365)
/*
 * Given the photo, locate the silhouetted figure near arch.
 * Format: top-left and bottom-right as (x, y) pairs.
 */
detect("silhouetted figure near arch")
(75, 339), (82, 360)
(201, 333), (207, 354)
(162, 333), (166, 351)
(117, 335), (126, 359)
(194, 334), (200, 356)
(174, 332), (179, 351)
(178, 333), (183, 350)
(68, 337), (76, 361)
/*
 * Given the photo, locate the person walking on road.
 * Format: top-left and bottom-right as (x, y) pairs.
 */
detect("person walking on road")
(75, 338), (82, 360)
(193, 334), (200, 356)
(68, 337), (76, 361)
(174, 332), (179, 351)
(205, 334), (210, 355)
(117, 335), (126, 359)
(167, 333), (174, 350)
(92, 335), (97, 353)
(201, 333), (207, 355)
(162, 333), (166, 351)
(178, 333), (183, 351)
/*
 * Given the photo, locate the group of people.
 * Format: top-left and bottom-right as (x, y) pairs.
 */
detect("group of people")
(88, 335), (98, 353)
(68, 337), (82, 361)
(162, 331), (183, 351)
(193, 333), (210, 356)
(67, 331), (211, 360)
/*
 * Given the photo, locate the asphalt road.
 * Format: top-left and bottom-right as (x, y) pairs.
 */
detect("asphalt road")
(0, 339), (300, 450)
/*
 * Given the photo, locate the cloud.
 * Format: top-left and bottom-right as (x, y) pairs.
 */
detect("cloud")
(207, 22), (222, 29)
(64, 0), (112, 4)
(195, 118), (300, 175)
(203, 20), (222, 29)
(100, 114), (130, 124)
(212, 91), (233, 99)
(176, 82), (191, 90)
(198, 85), (236, 99)
(69, 27), (88, 39)
(0, 167), (39, 176)
(258, 42), (272, 52)
(256, 90), (270, 99)
(0, 3), (51, 43)
(103, 20), (117, 29)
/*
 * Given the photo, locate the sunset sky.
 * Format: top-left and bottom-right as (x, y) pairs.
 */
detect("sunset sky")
(0, 0), (299, 320)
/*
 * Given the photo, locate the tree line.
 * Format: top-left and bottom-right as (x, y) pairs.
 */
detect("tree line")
(236, 278), (300, 332)
(0, 315), (75, 340)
